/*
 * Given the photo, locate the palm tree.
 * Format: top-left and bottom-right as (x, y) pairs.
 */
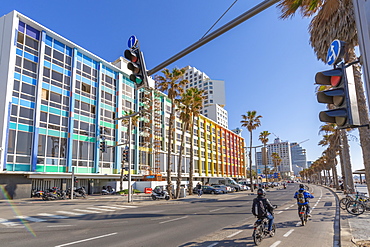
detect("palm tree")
(155, 68), (188, 198)
(259, 131), (271, 182)
(174, 90), (193, 199)
(271, 152), (282, 182)
(241, 111), (262, 192)
(278, 0), (370, 197)
(186, 88), (205, 195)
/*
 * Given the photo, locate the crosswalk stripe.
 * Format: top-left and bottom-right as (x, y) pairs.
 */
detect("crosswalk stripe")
(111, 205), (138, 208)
(0, 218), (23, 227)
(37, 213), (69, 219)
(15, 216), (47, 222)
(73, 209), (102, 213)
(56, 211), (85, 216)
(87, 207), (115, 212)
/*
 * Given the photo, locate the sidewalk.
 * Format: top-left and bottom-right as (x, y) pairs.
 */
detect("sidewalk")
(327, 184), (370, 247)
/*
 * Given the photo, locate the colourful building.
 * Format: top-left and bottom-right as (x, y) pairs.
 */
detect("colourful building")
(0, 11), (246, 199)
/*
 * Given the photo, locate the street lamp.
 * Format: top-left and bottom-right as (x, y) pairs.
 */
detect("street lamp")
(115, 111), (140, 203)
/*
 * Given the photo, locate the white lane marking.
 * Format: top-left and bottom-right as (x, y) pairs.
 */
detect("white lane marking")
(55, 232), (117, 247)
(87, 207), (115, 212)
(248, 224), (254, 227)
(73, 209), (102, 213)
(270, 241), (281, 247)
(0, 218), (22, 227)
(283, 229), (294, 237)
(15, 216), (47, 222)
(98, 206), (127, 210)
(47, 225), (72, 228)
(290, 204), (295, 207)
(56, 211), (85, 216)
(210, 207), (225, 212)
(38, 213), (69, 219)
(296, 222), (301, 227)
(159, 216), (188, 224)
(284, 207), (290, 210)
(207, 243), (219, 247)
(227, 230), (243, 238)
(276, 211), (283, 214)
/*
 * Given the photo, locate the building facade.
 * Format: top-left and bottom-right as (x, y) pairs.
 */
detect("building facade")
(290, 142), (307, 170)
(0, 11), (246, 199)
(267, 138), (293, 178)
(182, 66), (228, 128)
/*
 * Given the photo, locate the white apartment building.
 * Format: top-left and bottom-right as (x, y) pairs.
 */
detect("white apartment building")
(267, 138), (293, 178)
(183, 66), (228, 128)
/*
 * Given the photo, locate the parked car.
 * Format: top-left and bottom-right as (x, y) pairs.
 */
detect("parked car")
(211, 184), (228, 194)
(193, 185), (222, 194)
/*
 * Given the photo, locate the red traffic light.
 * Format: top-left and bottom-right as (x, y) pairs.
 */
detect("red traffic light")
(124, 49), (138, 63)
(315, 68), (343, 86)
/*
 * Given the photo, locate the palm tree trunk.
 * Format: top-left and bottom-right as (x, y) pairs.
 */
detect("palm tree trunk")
(175, 123), (187, 199)
(166, 106), (175, 198)
(341, 130), (355, 192)
(188, 115), (195, 195)
(249, 131), (253, 192)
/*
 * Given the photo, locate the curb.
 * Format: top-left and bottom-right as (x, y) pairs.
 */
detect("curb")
(320, 185), (357, 247)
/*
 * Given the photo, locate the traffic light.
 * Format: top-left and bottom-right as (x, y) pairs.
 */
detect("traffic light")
(100, 141), (106, 153)
(124, 47), (148, 89)
(122, 149), (129, 162)
(315, 64), (360, 128)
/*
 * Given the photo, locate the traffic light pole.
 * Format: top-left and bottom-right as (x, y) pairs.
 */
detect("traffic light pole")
(147, 0), (280, 76)
(115, 111), (140, 203)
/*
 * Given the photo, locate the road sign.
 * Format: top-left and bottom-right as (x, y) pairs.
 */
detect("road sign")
(127, 35), (137, 49)
(326, 39), (344, 65)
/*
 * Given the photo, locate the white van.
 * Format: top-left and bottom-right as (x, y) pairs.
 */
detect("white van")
(208, 177), (243, 192)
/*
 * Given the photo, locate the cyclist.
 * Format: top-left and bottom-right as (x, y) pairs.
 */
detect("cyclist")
(294, 184), (314, 217)
(252, 188), (274, 234)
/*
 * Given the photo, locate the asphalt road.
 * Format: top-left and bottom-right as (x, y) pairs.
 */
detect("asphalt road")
(0, 184), (338, 247)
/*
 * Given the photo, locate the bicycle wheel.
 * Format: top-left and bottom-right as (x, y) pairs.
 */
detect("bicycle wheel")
(340, 197), (350, 210)
(346, 200), (365, 215)
(253, 226), (263, 246)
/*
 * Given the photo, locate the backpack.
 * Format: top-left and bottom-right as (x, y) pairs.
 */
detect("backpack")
(297, 191), (306, 204)
(252, 198), (266, 217)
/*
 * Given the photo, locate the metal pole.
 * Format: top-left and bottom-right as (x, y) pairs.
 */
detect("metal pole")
(147, 0), (280, 75)
(71, 167), (74, 200)
(128, 117), (132, 203)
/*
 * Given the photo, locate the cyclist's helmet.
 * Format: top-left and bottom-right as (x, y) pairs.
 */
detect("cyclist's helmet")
(257, 188), (266, 196)
(299, 184), (305, 189)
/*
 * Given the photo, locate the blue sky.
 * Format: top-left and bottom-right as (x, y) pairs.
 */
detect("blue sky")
(1, 0), (365, 172)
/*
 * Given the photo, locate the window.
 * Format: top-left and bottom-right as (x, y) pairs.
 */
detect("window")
(82, 83), (91, 93)
(53, 50), (64, 62)
(50, 92), (62, 103)
(19, 107), (33, 119)
(25, 36), (38, 50)
(52, 71), (63, 82)
(21, 83), (35, 95)
(23, 59), (37, 72)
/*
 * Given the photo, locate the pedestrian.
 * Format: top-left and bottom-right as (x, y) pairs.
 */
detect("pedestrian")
(196, 182), (202, 197)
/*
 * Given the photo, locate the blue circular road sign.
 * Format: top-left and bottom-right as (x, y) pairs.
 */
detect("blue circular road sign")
(127, 35), (137, 49)
(326, 39), (344, 66)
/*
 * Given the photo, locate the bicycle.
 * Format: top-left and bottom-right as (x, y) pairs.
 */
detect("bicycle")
(346, 196), (370, 215)
(339, 185), (365, 210)
(298, 205), (308, 226)
(252, 216), (276, 246)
